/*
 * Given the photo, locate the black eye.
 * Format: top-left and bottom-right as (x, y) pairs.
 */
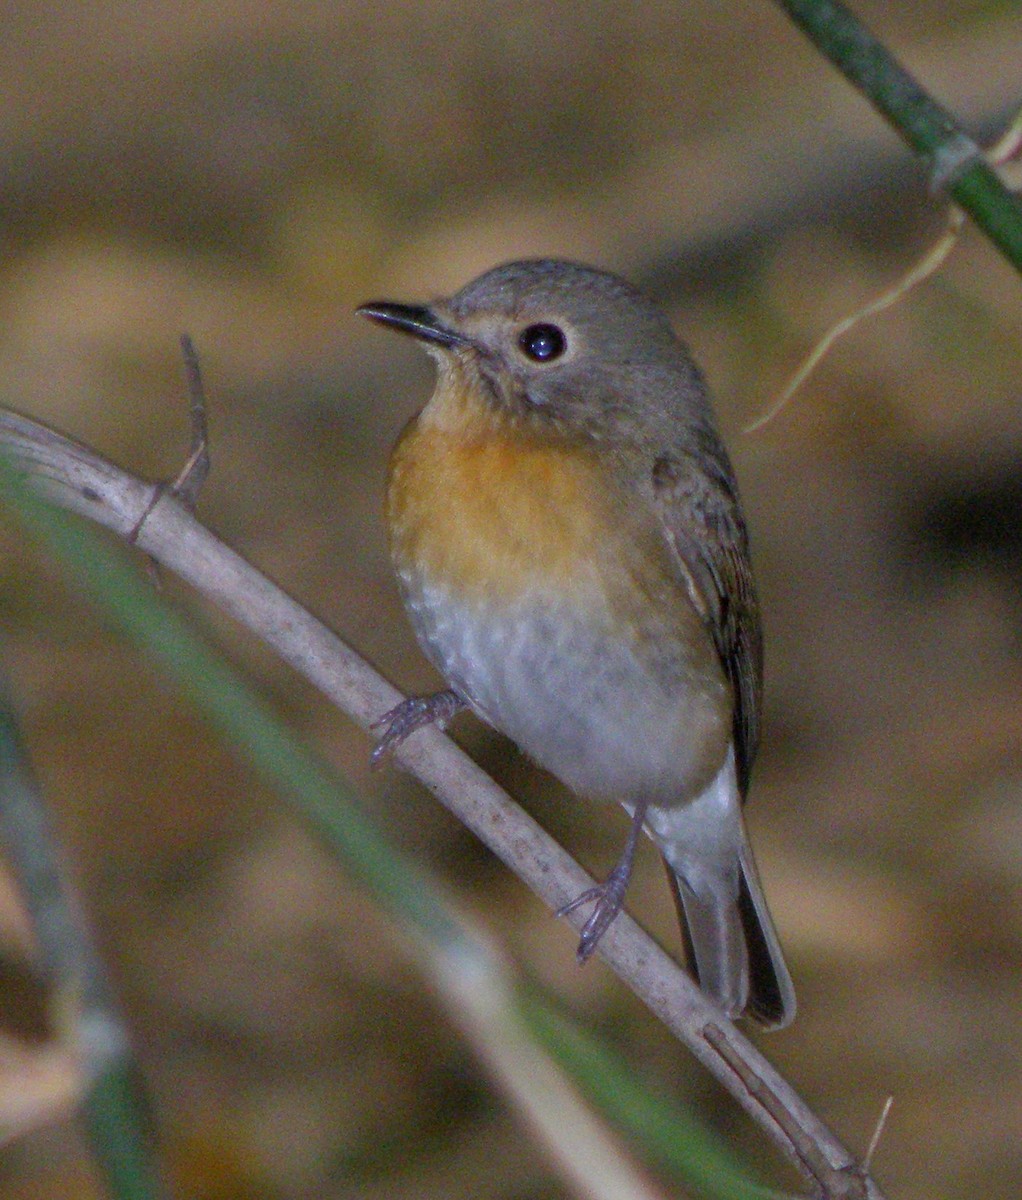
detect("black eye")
(518, 323), (566, 362)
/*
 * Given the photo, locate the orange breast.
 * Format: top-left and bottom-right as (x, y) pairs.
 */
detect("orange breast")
(383, 366), (695, 641)
(386, 361), (613, 599)
(387, 416), (612, 604)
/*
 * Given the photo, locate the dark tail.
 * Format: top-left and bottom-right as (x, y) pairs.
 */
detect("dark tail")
(667, 821), (795, 1029)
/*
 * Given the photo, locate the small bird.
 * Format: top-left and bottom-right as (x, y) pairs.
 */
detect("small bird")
(358, 259), (795, 1027)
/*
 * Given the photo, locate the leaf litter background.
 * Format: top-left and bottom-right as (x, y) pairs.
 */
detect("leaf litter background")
(1, 2), (1022, 1198)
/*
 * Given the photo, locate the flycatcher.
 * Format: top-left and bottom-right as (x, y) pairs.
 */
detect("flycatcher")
(359, 259), (795, 1027)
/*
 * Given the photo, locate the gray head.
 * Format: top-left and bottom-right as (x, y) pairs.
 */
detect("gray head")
(358, 258), (715, 446)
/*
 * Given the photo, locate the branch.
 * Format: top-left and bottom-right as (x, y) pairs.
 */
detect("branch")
(0, 407), (886, 1199)
(773, 0), (1022, 276)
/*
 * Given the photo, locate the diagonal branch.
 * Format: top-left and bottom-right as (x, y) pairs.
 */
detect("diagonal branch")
(0, 406), (886, 1199)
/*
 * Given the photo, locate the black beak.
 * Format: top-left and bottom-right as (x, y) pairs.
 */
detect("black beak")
(356, 301), (469, 349)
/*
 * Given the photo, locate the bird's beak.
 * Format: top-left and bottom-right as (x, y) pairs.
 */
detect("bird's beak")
(356, 301), (469, 349)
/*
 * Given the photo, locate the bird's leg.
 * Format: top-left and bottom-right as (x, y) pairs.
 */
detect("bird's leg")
(370, 689), (466, 768)
(558, 799), (650, 962)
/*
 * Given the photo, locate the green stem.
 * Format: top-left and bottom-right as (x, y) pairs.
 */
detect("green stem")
(774, 0), (1022, 274)
(83, 1068), (162, 1200)
(0, 681), (163, 1200)
(520, 991), (770, 1200)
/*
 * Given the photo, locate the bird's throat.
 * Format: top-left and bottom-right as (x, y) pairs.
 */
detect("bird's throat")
(387, 418), (605, 604)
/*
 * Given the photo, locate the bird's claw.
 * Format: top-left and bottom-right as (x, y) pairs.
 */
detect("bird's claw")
(370, 689), (465, 768)
(557, 866), (630, 962)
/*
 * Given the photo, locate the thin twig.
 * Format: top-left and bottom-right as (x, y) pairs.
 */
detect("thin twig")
(127, 334), (209, 578)
(743, 210), (963, 434)
(0, 406), (888, 1198)
(864, 1097), (893, 1174)
(173, 333), (210, 509)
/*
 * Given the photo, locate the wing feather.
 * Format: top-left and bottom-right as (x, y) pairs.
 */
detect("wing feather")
(651, 436), (762, 797)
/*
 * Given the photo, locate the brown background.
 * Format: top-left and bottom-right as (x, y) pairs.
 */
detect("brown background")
(1, 2), (1021, 1197)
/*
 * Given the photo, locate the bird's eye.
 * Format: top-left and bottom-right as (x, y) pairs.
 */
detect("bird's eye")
(518, 323), (566, 362)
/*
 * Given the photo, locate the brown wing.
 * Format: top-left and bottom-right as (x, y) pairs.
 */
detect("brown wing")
(651, 438), (763, 797)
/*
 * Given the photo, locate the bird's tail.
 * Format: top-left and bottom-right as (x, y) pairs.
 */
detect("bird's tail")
(667, 818), (795, 1029)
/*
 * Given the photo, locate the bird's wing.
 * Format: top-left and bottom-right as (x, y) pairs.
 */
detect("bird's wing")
(650, 438), (763, 796)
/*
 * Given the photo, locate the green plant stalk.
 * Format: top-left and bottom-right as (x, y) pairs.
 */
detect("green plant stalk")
(83, 1068), (161, 1200)
(520, 992), (769, 1200)
(774, 0), (1022, 275)
(0, 685), (163, 1200)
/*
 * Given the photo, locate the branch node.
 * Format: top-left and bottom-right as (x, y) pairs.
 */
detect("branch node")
(126, 484), (168, 548)
(703, 1022), (870, 1199)
(929, 131), (983, 193)
(126, 335), (211, 577)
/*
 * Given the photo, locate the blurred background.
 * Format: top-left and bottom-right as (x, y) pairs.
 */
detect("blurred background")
(0, 1), (1021, 1197)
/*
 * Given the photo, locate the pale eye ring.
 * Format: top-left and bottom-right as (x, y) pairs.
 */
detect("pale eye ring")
(518, 323), (566, 362)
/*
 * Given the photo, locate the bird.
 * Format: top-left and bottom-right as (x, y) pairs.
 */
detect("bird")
(357, 259), (795, 1027)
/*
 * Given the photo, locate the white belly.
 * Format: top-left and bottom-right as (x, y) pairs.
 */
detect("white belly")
(402, 575), (731, 807)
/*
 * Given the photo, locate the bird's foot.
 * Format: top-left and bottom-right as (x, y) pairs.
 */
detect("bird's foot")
(557, 862), (632, 963)
(370, 689), (465, 768)
(557, 799), (649, 962)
